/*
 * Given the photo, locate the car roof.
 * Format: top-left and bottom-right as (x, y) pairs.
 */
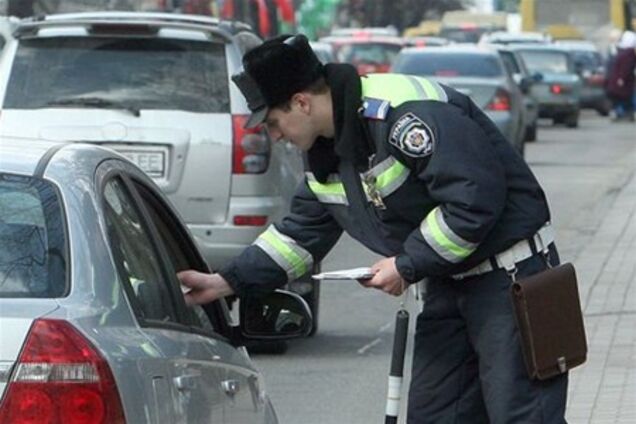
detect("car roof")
(554, 40), (599, 52)
(505, 43), (572, 53)
(14, 11), (253, 39)
(319, 35), (405, 45)
(400, 44), (499, 56)
(329, 27), (399, 37)
(0, 138), (120, 177)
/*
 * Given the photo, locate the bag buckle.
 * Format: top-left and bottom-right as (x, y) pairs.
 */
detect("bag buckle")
(506, 266), (518, 282)
(557, 356), (567, 373)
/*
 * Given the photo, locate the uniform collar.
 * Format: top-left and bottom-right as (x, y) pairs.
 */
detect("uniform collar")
(307, 64), (372, 182)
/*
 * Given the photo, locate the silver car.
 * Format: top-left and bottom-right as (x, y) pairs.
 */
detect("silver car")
(509, 44), (583, 128)
(0, 12), (321, 334)
(392, 45), (526, 155)
(0, 139), (312, 423)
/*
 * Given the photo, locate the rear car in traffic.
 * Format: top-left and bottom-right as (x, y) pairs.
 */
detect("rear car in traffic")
(510, 44), (583, 127)
(392, 45), (527, 155)
(556, 40), (611, 116)
(319, 32), (405, 74)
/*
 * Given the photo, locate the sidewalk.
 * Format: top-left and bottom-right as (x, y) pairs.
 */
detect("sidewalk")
(566, 149), (636, 422)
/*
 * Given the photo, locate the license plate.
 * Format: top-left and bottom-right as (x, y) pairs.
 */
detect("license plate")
(117, 149), (167, 179)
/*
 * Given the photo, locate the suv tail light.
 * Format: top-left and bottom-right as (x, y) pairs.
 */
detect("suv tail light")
(486, 89), (511, 111)
(232, 115), (271, 174)
(0, 319), (126, 424)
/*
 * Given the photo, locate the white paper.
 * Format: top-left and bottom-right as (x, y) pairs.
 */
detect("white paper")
(312, 267), (375, 280)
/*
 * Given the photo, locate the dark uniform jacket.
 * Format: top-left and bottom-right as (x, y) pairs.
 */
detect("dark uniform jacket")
(220, 64), (551, 297)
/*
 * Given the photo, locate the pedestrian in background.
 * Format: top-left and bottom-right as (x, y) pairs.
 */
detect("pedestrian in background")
(605, 30), (636, 122)
(178, 34), (568, 423)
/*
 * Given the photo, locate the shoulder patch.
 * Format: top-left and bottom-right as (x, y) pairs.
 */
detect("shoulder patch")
(362, 97), (391, 120)
(389, 112), (435, 158)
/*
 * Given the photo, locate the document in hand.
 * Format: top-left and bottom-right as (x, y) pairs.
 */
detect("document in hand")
(312, 267), (376, 280)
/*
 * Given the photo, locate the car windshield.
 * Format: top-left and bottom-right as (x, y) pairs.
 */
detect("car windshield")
(0, 174), (67, 298)
(336, 42), (402, 65)
(518, 50), (570, 74)
(394, 52), (504, 77)
(4, 36), (230, 113)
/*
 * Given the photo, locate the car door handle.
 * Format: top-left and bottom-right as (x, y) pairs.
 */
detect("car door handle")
(221, 379), (240, 397)
(173, 373), (199, 392)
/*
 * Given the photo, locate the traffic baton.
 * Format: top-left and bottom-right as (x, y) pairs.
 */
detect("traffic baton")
(384, 308), (409, 424)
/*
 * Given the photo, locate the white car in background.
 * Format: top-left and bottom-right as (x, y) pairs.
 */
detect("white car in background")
(0, 12), (323, 335)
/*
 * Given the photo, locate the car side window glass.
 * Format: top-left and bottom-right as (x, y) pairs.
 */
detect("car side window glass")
(102, 178), (178, 324)
(131, 180), (218, 334)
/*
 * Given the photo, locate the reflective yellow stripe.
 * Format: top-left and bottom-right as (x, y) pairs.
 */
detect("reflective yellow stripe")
(361, 74), (448, 107)
(416, 78), (440, 101)
(426, 212), (472, 259)
(254, 225), (313, 280)
(306, 173), (348, 205)
(420, 207), (478, 263)
(375, 159), (408, 191)
(307, 180), (345, 196)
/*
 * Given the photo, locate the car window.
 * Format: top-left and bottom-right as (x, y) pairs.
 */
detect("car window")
(570, 50), (602, 71)
(4, 37), (230, 113)
(102, 177), (179, 324)
(395, 52), (504, 77)
(0, 173), (66, 298)
(337, 42), (402, 65)
(499, 51), (521, 75)
(131, 179), (219, 334)
(518, 51), (570, 74)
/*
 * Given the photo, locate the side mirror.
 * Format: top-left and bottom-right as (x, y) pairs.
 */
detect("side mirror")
(239, 289), (312, 340)
(532, 72), (544, 82)
(519, 75), (534, 94)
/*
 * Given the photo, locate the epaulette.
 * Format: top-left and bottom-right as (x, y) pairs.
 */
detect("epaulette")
(361, 97), (391, 120)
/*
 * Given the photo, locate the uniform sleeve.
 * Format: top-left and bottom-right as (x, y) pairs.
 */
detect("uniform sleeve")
(389, 101), (507, 281)
(219, 178), (343, 297)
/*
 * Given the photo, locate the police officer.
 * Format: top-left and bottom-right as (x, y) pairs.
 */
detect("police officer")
(178, 34), (568, 423)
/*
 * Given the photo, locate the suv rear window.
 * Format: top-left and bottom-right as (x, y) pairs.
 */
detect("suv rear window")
(0, 174), (67, 297)
(4, 37), (230, 113)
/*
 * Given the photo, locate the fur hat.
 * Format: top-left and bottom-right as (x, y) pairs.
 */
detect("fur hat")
(232, 34), (324, 128)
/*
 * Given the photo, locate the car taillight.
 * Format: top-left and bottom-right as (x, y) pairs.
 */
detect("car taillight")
(232, 115), (270, 174)
(486, 89), (511, 111)
(550, 84), (570, 94)
(0, 319), (126, 424)
(233, 215), (268, 226)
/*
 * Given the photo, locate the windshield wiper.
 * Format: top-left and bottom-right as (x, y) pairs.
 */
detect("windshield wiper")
(45, 97), (141, 117)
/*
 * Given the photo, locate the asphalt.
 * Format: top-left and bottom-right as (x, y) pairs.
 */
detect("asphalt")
(565, 121), (636, 423)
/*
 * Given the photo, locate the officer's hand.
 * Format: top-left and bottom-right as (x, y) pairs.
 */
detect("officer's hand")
(358, 257), (406, 297)
(177, 270), (235, 306)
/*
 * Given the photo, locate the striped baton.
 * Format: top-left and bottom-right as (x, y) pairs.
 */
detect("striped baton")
(384, 308), (409, 424)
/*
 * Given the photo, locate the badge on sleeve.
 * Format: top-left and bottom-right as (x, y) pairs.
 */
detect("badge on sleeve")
(389, 113), (435, 158)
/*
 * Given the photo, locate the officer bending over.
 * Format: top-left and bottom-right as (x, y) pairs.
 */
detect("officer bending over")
(178, 34), (568, 423)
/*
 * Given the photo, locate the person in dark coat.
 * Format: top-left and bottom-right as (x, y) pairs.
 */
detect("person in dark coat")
(178, 34), (568, 423)
(605, 30), (636, 121)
